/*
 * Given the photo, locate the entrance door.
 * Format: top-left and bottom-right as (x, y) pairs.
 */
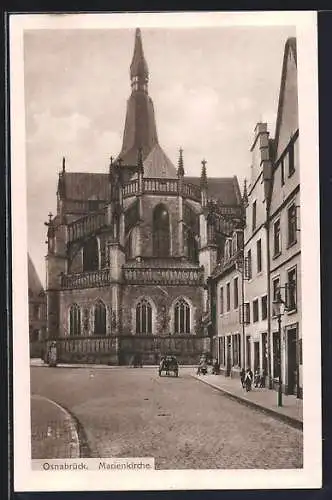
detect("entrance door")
(226, 335), (231, 376)
(254, 342), (260, 372)
(246, 336), (251, 370)
(287, 328), (297, 395)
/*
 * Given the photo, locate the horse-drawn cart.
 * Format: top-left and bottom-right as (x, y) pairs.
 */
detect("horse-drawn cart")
(159, 355), (179, 377)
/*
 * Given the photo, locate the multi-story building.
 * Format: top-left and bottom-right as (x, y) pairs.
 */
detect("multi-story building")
(28, 254), (47, 356)
(268, 37), (301, 397)
(44, 28), (243, 364)
(210, 37), (301, 399)
(243, 122), (273, 380)
(210, 228), (245, 378)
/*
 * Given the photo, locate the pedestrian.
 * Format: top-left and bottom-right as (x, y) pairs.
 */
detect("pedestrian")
(212, 358), (220, 375)
(254, 369), (260, 388)
(240, 368), (245, 388)
(259, 369), (266, 388)
(48, 341), (57, 367)
(244, 368), (253, 392)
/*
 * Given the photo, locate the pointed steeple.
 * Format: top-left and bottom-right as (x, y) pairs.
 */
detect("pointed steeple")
(130, 28), (149, 93)
(242, 178), (248, 206)
(177, 148), (184, 177)
(200, 159), (208, 208)
(57, 157), (66, 199)
(200, 159), (208, 188)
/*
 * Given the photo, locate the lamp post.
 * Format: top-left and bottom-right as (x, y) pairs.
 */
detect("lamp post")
(273, 290), (284, 407)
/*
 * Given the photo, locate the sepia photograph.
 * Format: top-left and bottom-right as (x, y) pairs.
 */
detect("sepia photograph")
(11, 11), (321, 492)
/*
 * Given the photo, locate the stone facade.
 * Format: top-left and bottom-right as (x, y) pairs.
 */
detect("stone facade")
(44, 28), (242, 365)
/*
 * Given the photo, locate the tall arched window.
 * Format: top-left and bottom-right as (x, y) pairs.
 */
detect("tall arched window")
(94, 300), (106, 335)
(83, 237), (99, 272)
(69, 304), (81, 336)
(174, 298), (190, 334)
(125, 226), (138, 259)
(153, 204), (170, 257)
(136, 299), (152, 335)
(187, 230), (199, 263)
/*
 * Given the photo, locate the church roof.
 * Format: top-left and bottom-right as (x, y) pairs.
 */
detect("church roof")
(118, 84), (159, 166)
(62, 172), (109, 201)
(28, 254), (44, 297)
(143, 144), (177, 178)
(185, 176), (242, 206)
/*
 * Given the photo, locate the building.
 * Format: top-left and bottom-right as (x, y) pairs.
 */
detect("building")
(209, 37), (301, 398)
(268, 37), (301, 397)
(210, 227), (245, 378)
(243, 122), (273, 381)
(44, 28), (243, 364)
(28, 254), (47, 356)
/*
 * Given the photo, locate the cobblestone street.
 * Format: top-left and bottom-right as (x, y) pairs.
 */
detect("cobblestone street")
(30, 366), (303, 469)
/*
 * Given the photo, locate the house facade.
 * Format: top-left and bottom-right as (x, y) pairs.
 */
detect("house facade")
(211, 229), (245, 378)
(243, 122), (273, 380)
(28, 254), (47, 356)
(269, 38), (301, 397)
(45, 28), (243, 365)
(209, 37), (302, 398)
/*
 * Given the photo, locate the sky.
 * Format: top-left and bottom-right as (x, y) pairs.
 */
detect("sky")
(24, 24), (295, 285)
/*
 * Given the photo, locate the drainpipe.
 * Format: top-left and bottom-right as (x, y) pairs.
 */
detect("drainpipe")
(266, 212), (272, 389)
(241, 255), (246, 370)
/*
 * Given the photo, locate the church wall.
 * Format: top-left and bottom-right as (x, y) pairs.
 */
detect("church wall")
(121, 284), (204, 336)
(69, 247), (82, 273)
(140, 195), (180, 257)
(59, 287), (114, 337)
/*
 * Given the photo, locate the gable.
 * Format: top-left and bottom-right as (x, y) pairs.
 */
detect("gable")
(274, 38), (298, 159)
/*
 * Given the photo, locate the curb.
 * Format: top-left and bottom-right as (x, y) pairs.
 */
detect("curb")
(192, 375), (303, 431)
(31, 394), (81, 458)
(30, 362), (197, 369)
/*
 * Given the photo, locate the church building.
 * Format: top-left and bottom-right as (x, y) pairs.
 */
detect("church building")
(45, 28), (243, 364)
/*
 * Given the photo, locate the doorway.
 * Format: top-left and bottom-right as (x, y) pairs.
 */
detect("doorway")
(246, 336), (251, 370)
(287, 328), (298, 395)
(254, 341), (260, 372)
(226, 335), (231, 376)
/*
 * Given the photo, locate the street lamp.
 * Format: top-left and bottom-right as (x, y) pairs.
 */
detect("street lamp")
(272, 290), (286, 407)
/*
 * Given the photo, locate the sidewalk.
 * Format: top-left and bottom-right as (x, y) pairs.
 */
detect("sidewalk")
(192, 373), (303, 430)
(31, 394), (80, 459)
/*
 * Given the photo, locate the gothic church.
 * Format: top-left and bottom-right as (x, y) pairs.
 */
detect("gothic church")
(45, 28), (244, 364)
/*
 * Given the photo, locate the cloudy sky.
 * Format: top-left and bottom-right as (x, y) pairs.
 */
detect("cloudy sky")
(24, 24), (295, 284)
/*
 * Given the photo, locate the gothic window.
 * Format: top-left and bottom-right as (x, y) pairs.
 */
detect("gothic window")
(136, 299), (152, 335)
(125, 227), (137, 259)
(94, 300), (106, 335)
(83, 237), (99, 272)
(153, 204), (170, 257)
(69, 304), (81, 336)
(174, 298), (190, 334)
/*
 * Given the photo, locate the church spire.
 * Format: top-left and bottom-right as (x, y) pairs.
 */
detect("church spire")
(130, 28), (149, 93)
